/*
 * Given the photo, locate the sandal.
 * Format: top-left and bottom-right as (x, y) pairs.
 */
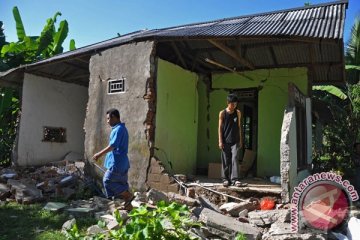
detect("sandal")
(234, 181), (248, 187)
(223, 180), (230, 187)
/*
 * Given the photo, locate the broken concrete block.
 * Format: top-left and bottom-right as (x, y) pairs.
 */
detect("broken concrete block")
(59, 175), (77, 187)
(220, 201), (259, 217)
(66, 207), (94, 217)
(167, 192), (198, 207)
(262, 223), (327, 240)
(8, 179), (43, 203)
(134, 192), (147, 202)
(199, 208), (261, 240)
(0, 183), (10, 200)
(267, 222), (292, 235)
(220, 202), (239, 212)
(146, 189), (169, 204)
(1, 173), (17, 179)
(43, 202), (67, 211)
(107, 199), (126, 214)
(94, 211), (107, 220)
(238, 209), (248, 218)
(198, 195), (221, 213)
(87, 225), (105, 235)
(248, 209), (289, 227)
(62, 218), (76, 234)
(100, 214), (120, 230)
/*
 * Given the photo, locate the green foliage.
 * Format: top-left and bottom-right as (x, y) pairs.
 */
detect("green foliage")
(312, 85), (348, 100)
(345, 16), (360, 84)
(0, 88), (19, 166)
(235, 232), (247, 240)
(0, 202), (68, 240)
(69, 39), (76, 51)
(312, 84), (360, 174)
(13, 6), (26, 41)
(65, 201), (200, 240)
(312, 16), (360, 175)
(1, 7), (75, 66)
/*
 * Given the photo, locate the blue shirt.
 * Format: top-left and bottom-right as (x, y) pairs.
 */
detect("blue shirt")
(104, 123), (130, 172)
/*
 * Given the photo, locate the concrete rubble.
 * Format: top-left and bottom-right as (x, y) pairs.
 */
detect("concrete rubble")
(0, 155), (88, 203)
(0, 157), (351, 239)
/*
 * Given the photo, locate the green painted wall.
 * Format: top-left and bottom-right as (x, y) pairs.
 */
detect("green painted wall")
(155, 59), (198, 174)
(197, 68), (308, 177)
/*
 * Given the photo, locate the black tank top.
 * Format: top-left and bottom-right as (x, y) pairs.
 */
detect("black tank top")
(222, 109), (240, 144)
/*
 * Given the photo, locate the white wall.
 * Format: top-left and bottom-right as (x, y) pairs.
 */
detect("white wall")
(17, 73), (88, 166)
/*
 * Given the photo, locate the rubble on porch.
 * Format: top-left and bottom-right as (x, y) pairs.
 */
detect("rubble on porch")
(142, 157), (334, 239)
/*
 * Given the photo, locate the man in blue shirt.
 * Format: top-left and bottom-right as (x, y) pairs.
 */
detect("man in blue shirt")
(93, 108), (132, 202)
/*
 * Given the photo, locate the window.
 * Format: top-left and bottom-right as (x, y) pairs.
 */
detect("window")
(108, 78), (125, 94)
(43, 127), (66, 143)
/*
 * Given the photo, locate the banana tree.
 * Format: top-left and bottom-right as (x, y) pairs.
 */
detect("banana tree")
(346, 16), (360, 84)
(1, 7), (76, 66)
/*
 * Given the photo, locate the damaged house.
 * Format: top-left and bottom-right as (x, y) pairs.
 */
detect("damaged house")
(0, 1), (347, 202)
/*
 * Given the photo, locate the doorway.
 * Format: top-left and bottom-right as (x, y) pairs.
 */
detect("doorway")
(232, 88), (258, 174)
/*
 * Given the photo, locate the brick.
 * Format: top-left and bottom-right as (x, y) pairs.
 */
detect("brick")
(147, 173), (161, 182)
(150, 165), (165, 174)
(160, 174), (174, 184)
(149, 182), (167, 192)
(148, 182), (161, 190)
(167, 183), (179, 193)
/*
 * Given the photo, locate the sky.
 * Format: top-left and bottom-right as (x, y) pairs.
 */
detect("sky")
(1, 0), (360, 50)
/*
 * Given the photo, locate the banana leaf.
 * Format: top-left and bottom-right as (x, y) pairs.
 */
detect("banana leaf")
(313, 85), (348, 100)
(69, 39), (76, 51)
(12, 7), (26, 41)
(346, 65), (360, 71)
(52, 20), (68, 54)
(36, 17), (56, 57)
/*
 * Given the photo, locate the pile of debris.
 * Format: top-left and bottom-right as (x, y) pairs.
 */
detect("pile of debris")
(0, 152), (89, 204)
(57, 185), (333, 240)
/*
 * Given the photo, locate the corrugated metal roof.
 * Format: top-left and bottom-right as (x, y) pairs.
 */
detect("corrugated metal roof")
(0, 0), (348, 86)
(23, 0), (347, 67)
(141, 0), (346, 39)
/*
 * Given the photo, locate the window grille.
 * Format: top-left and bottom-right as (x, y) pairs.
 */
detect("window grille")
(108, 78), (125, 94)
(42, 127), (66, 143)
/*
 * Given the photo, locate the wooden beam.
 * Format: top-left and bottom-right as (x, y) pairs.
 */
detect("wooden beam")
(170, 41), (188, 69)
(205, 58), (236, 73)
(208, 39), (255, 70)
(205, 58), (254, 81)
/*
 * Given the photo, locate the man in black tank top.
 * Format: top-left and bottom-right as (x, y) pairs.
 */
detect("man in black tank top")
(218, 94), (246, 187)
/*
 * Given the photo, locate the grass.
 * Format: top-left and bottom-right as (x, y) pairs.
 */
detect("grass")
(0, 202), (97, 240)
